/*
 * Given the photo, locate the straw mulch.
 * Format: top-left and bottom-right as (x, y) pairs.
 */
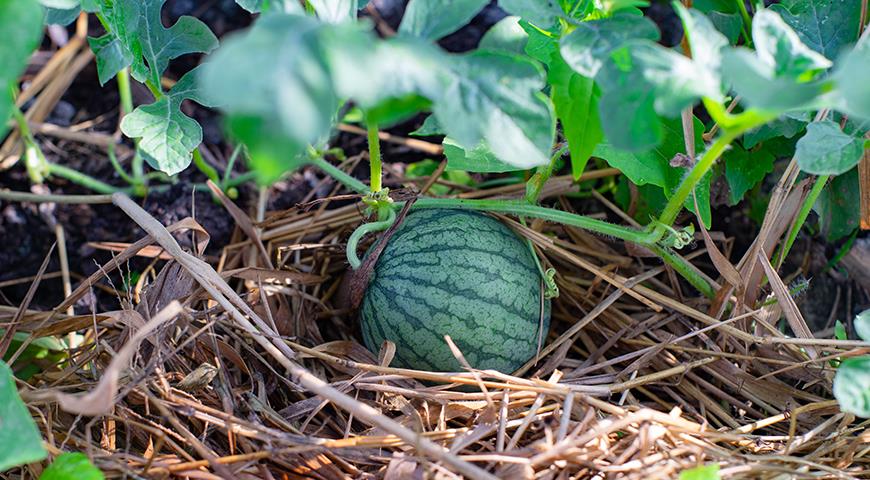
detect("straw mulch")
(4, 159), (869, 480)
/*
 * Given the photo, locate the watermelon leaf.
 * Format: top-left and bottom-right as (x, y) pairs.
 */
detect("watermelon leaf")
(121, 66), (217, 175)
(498, 0), (566, 29)
(308, 0), (358, 23)
(0, 361), (47, 472)
(443, 138), (519, 173)
(479, 16), (527, 55)
(856, 310), (870, 342)
(813, 167), (859, 241)
(235, 0), (305, 14)
(795, 120), (865, 175)
(834, 356), (870, 418)
(769, 0), (861, 60)
(399, 0), (489, 41)
(0, 0), (43, 140)
(559, 13), (659, 78)
(724, 144), (774, 205)
(831, 37), (870, 121)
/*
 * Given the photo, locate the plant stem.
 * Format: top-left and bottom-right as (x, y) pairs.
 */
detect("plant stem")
(367, 122), (382, 193)
(346, 207), (397, 269)
(107, 143), (136, 185)
(117, 68), (134, 116)
(526, 144), (569, 204)
(46, 163), (128, 194)
(192, 147), (220, 184)
(735, 0), (753, 46)
(646, 243), (716, 298)
(310, 156), (369, 194)
(774, 174), (829, 267)
(221, 144), (243, 187)
(224, 171), (258, 188)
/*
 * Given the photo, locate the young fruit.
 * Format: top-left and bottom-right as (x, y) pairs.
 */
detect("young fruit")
(360, 209), (551, 373)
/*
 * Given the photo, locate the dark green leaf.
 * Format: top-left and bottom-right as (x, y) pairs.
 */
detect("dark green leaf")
(88, 0), (218, 86)
(769, 0), (861, 60)
(559, 13), (659, 78)
(40, 453), (103, 480)
(724, 144), (774, 204)
(795, 120), (864, 175)
(308, 0), (358, 23)
(499, 0), (565, 28)
(399, 0), (489, 41)
(814, 167), (859, 241)
(122, 67), (216, 175)
(444, 138), (519, 172)
(0, 0), (43, 140)
(743, 113), (807, 148)
(856, 310), (870, 342)
(479, 16), (527, 54)
(0, 361), (47, 471)
(549, 55), (602, 178)
(433, 51), (556, 170)
(834, 357), (870, 417)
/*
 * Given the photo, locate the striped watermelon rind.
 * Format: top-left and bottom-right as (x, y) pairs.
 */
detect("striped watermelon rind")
(360, 209), (551, 373)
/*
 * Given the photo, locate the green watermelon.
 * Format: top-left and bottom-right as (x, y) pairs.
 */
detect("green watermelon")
(360, 209), (551, 373)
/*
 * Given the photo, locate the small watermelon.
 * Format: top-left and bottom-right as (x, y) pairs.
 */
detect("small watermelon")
(360, 209), (551, 373)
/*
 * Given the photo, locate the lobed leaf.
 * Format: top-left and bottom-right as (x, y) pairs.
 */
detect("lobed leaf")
(559, 13), (659, 78)
(399, 0), (489, 41)
(769, 0), (862, 60)
(121, 66), (217, 175)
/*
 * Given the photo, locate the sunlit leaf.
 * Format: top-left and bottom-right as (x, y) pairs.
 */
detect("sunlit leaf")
(680, 464), (720, 480)
(308, 0), (358, 23)
(479, 16), (527, 55)
(498, 0), (565, 29)
(856, 310), (870, 342)
(40, 453), (103, 480)
(834, 357), (870, 417)
(0, 361), (47, 472)
(0, 0), (43, 140)
(399, 0), (489, 41)
(769, 0), (861, 60)
(795, 120), (864, 175)
(559, 13), (659, 78)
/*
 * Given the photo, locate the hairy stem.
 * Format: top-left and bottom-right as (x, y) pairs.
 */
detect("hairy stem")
(117, 67), (134, 116)
(346, 208), (397, 269)
(367, 122), (382, 193)
(310, 156), (369, 194)
(46, 163), (128, 194)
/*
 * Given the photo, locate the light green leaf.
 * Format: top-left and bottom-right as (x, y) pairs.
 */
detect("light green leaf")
(0, 0), (43, 140)
(122, 66), (216, 175)
(40, 453), (103, 480)
(674, 3), (727, 101)
(0, 361), (47, 472)
(45, 6), (80, 25)
(410, 114), (443, 136)
(308, 0), (357, 23)
(498, 0), (565, 28)
(559, 13), (659, 78)
(724, 144), (774, 205)
(235, 0), (305, 14)
(479, 16), (527, 55)
(831, 38), (870, 120)
(813, 167), (859, 241)
(680, 464), (720, 480)
(769, 0), (861, 60)
(399, 0), (489, 41)
(88, 34), (134, 86)
(200, 14), (344, 183)
(834, 357), (870, 417)
(549, 54), (602, 179)
(39, 0), (77, 8)
(796, 120), (864, 175)
(856, 310), (870, 342)
(834, 320), (848, 341)
(444, 137), (519, 173)
(752, 10), (832, 78)
(434, 51), (556, 170)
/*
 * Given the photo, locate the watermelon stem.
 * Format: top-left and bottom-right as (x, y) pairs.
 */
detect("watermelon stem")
(346, 207), (396, 269)
(366, 121), (382, 194)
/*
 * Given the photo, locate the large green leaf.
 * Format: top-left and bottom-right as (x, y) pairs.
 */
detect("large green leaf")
(0, 361), (47, 472)
(45, 6), (80, 25)
(559, 13), (659, 78)
(743, 113), (808, 148)
(795, 120), (865, 175)
(724, 144), (774, 205)
(769, 0), (861, 60)
(0, 0), (43, 140)
(814, 167), (859, 241)
(121, 66), (216, 175)
(498, 0), (565, 29)
(399, 0), (489, 41)
(433, 51), (556, 170)
(235, 0), (304, 14)
(40, 453), (103, 480)
(721, 10), (833, 112)
(835, 357), (870, 417)
(674, 3), (727, 102)
(87, 0), (218, 86)
(443, 138), (517, 173)
(200, 14), (343, 182)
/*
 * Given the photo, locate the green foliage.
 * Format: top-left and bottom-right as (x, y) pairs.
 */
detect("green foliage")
(834, 310), (870, 418)
(479, 16), (527, 54)
(795, 120), (865, 175)
(235, 0), (304, 14)
(0, 361), (47, 472)
(769, 0), (862, 60)
(121, 66), (217, 175)
(0, 0), (44, 140)
(499, 0), (566, 29)
(813, 168), (859, 241)
(40, 453), (103, 480)
(308, 0), (359, 24)
(724, 144), (775, 205)
(856, 310), (870, 343)
(399, 0), (489, 40)
(559, 13), (659, 78)
(680, 464), (720, 480)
